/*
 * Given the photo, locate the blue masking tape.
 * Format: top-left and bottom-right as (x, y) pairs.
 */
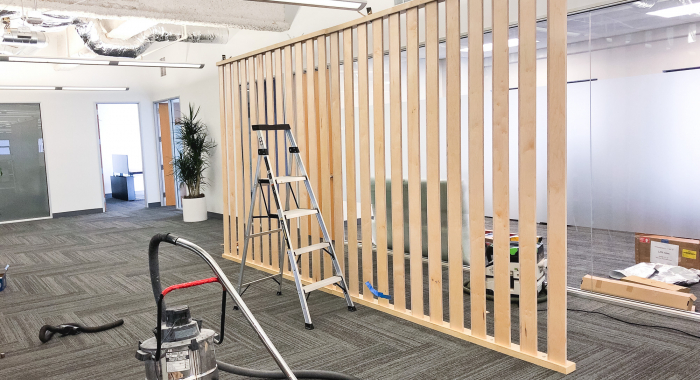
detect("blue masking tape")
(661, 239), (669, 244)
(365, 281), (392, 299)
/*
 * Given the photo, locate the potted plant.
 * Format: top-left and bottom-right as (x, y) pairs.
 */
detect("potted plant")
(172, 104), (216, 222)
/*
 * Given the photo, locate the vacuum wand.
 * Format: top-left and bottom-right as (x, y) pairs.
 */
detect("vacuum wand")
(148, 233), (297, 380)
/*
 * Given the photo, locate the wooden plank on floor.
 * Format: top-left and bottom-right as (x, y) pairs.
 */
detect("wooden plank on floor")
(492, 0), (511, 346)
(218, 65), (230, 255)
(357, 22), (374, 302)
(425, 0), (442, 323)
(283, 45), (296, 274)
(317, 36), (334, 282)
(306, 39), (322, 282)
(445, 0), (463, 330)
(295, 42), (311, 280)
(547, 0), (568, 365)
(343, 28), (360, 297)
(468, 0), (487, 339)
(405, 6), (422, 318)
(232, 61), (246, 259)
(388, 12), (405, 312)
(518, 0), (538, 356)
(329, 32), (346, 281)
(372, 17), (389, 307)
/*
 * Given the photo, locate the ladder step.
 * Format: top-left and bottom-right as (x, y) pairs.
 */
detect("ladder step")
(275, 176), (306, 184)
(283, 209), (318, 219)
(303, 276), (342, 293)
(294, 242), (330, 256)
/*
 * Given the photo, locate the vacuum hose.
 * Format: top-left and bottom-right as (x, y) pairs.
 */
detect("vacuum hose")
(217, 361), (360, 380)
(39, 320), (124, 343)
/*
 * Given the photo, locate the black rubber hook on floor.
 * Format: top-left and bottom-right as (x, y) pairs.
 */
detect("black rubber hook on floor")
(39, 320), (124, 343)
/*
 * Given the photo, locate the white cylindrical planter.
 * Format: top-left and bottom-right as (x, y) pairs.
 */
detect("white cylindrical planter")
(182, 196), (208, 222)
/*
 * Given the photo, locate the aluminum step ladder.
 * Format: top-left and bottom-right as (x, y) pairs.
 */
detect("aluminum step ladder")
(237, 124), (356, 330)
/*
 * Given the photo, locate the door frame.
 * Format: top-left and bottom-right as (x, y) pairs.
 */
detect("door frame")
(94, 102), (149, 210)
(153, 97), (181, 208)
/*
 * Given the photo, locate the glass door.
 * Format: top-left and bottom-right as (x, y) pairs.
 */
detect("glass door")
(0, 103), (50, 223)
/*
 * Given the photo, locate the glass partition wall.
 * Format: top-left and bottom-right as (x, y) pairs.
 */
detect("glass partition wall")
(0, 103), (50, 223)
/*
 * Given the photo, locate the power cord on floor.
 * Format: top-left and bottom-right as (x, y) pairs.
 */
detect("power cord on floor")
(537, 308), (700, 340)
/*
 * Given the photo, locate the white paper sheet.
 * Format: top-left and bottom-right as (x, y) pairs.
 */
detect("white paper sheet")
(650, 241), (679, 266)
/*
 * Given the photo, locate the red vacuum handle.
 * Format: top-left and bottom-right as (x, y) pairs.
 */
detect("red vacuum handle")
(161, 277), (220, 297)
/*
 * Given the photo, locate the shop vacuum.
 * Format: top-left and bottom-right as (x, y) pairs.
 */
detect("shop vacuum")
(136, 233), (359, 380)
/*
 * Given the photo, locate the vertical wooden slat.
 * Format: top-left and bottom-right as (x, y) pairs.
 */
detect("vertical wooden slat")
(547, 0), (568, 365)
(343, 28), (360, 297)
(274, 49), (285, 271)
(519, 0), (538, 356)
(306, 39), (322, 282)
(284, 45), (296, 274)
(468, 0), (487, 339)
(317, 36), (334, 281)
(265, 51), (275, 268)
(389, 12), (405, 312)
(219, 66), (230, 255)
(232, 61), (245, 259)
(425, 0), (442, 322)
(250, 56), (261, 263)
(357, 23), (374, 301)
(225, 64), (238, 256)
(329, 32), (346, 281)
(242, 59), (253, 261)
(406, 7), (422, 317)
(295, 42), (311, 280)
(492, 0), (511, 345)
(372, 18), (389, 307)
(445, 0), (463, 330)
(256, 54), (267, 265)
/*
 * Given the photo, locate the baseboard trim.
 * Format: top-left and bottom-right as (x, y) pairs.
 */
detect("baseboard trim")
(148, 202), (162, 208)
(53, 208), (103, 218)
(207, 211), (223, 220)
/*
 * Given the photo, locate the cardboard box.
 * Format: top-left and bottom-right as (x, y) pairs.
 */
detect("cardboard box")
(581, 275), (696, 311)
(635, 233), (700, 270)
(621, 275), (690, 293)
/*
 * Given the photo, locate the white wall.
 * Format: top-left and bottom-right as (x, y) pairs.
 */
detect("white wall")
(0, 64), (161, 214)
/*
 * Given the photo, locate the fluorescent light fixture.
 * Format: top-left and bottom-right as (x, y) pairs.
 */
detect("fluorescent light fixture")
(648, 3), (700, 18)
(245, 0), (366, 11)
(0, 55), (204, 69)
(461, 38), (521, 52)
(0, 85), (129, 91)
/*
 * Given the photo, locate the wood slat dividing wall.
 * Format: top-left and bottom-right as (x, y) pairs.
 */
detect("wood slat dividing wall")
(218, 0), (574, 373)
(283, 45), (295, 274)
(372, 18), (389, 307)
(425, 0), (442, 323)
(343, 28), (360, 298)
(232, 61), (245, 259)
(218, 66), (230, 255)
(406, 7), (422, 318)
(250, 56), (262, 264)
(357, 23), (373, 301)
(518, 0), (539, 356)
(266, 51), (277, 269)
(274, 48), (285, 270)
(492, 0), (511, 345)
(241, 59), (253, 260)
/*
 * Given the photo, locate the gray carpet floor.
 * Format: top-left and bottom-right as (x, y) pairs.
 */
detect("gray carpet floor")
(1, 200), (700, 379)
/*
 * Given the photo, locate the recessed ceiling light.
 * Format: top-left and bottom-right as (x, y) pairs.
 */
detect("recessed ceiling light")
(648, 3), (700, 18)
(245, 0), (366, 11)
(461, 38), (521, 52)
(0, 56), (204, 69)
(0, 86), (129, 91)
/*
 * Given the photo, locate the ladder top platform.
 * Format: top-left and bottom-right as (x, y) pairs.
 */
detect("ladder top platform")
(252, 124), (291, 131)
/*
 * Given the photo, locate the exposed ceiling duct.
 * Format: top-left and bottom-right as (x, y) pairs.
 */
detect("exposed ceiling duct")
(73, 19), (229, 58)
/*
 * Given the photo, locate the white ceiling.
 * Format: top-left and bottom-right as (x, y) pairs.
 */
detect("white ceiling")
(0, 0), (291, 31)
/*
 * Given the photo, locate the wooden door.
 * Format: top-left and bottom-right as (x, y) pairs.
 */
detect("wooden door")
(159, 103), (176, 206)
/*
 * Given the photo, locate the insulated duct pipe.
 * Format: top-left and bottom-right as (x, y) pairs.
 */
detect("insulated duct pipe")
(73, 19), (229, 58)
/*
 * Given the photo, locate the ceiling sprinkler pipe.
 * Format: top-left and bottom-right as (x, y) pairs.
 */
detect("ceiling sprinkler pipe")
(73, 19), (229, 58)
